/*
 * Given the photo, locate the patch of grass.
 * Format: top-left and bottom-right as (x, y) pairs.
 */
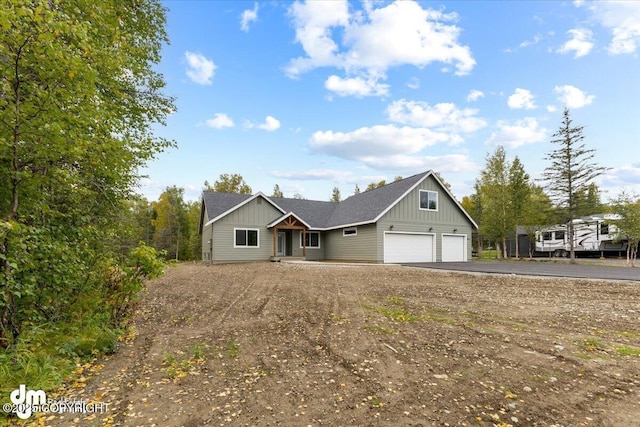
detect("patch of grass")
(581, 337), (604, 352)
(387, 296), (405, 305)
(364, 325), (395, 335)
(377, 306), (421, 322)
(191, 342), (207, 360)
(478, 250), (500, 260)
(225, 339), (240, 358)
(370, 396), (383, 408)
(615, 346), (640, 357)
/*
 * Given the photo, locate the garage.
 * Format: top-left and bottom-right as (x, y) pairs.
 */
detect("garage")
(384, 232), (434, 263)
(442, 234), (466, 262)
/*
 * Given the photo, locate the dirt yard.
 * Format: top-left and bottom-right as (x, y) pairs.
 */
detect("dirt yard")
(46, 262), (639, 426)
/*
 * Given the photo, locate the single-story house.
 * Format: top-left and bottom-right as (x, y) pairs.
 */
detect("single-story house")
(199, 170), (478, 263)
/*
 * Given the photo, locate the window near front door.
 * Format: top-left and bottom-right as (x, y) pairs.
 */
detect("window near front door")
(300, 231), (320, 248)
(234, 228), (259, 247)
(419, 190), (438, 211)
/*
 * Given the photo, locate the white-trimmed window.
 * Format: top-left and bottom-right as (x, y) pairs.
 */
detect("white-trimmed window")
(300, 231), (320, 248)
(343, 227), (357, 237)
(234, 228), (259, 247)
(419, 190), (438, 211)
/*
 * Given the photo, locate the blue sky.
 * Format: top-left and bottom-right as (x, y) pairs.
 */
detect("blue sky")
(140, 0), (640, 203)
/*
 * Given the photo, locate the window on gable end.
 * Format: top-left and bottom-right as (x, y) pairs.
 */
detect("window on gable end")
(419, 190), (438, 211)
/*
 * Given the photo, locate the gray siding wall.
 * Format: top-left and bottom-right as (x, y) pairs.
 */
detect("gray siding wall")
(376, 175), (473, 262)
(210, 198), (283, 262)
(202, 222), (213, 261)
(291, 230), (325, 260)
(323, 224), (377, 261)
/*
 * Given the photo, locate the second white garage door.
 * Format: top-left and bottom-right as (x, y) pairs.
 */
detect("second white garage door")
(384, 233), (434, 263)
(442, 234), (466, 262)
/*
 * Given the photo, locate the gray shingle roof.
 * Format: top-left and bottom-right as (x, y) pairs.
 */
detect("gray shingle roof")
(202, 171), (437, 229)
(202, 192), (254, 221)
(324, 172), (427, 228)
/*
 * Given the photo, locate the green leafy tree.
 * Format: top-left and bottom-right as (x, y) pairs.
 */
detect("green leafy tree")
(574, 183), (605, 217)
(272, 184), (284, 198)
(520, 185), (554, 258)
(0, 0), (173, 350)
(187, 200), (202, 261)
(461, 193), (482, 253)
(365, 180), (386, 191)
(213, 173), (252, 194)
(434, 172), (453, 193)
(477, 146), (513, 258)
(292, 193), (306, 200)
(610, 193), (640, 267)
(543, 108), (609, 263)
(331, 187), (341, 203)
(508, 157), (531, 258)
(152, 187), (190, 261)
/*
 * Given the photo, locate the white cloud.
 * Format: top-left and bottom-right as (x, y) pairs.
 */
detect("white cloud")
(600, 163), (640, 201)
(507, 88), (537, 110)
(546, 105), (558, 113)
(270, 169), (354, 181)
(519, 34), (542, 49)
(241, 3), (259, 32)
(554, 85), (595, 109)
(324, 75), (389, 97)
(466, 89), (484, 102)
(486, 117), (547, 148)
(583, 1), (640, 54)
(386, 99), (486, 144)
(286, 0), (475, 94)
(206, 113), (234, 129)
(363, 154), (478, 172)
(185, 51), (216, 85)
(557, 28), (594, 58)
(309, 124), (448, 162)
(246, 116), (281, 131)
(406, 77), (420, 90)
(504, 34), (542, 53)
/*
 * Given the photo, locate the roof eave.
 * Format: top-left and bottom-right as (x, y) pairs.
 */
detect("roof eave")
(203, 192), (286, 227)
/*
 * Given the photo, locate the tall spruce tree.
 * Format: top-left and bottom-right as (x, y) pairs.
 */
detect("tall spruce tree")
(543, 108), (608, 263)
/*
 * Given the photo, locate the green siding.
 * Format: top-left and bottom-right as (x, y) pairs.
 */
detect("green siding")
(377, 175), (474, 262)
(211, 197), (283, 262)
(291, 230), (325, 260)
(324, 225), (377, 261)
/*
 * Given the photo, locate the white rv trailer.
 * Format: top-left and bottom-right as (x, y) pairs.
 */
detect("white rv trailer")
(535, 213), (627, 257)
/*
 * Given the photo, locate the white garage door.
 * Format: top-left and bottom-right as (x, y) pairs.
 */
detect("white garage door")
(384, 233), (434, 263)
(442, 235), (466, 262)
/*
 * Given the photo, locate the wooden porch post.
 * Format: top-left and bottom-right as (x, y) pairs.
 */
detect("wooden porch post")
(273, 227), (277, 257)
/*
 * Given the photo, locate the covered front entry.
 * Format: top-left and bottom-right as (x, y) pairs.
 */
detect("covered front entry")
(384, 232), (434, 263)
(269, 213), (309, 258)
(276, 230), (293, 256)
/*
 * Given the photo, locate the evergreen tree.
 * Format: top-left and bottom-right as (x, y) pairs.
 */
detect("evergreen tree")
(543, 108), (608, 263)
(272, 184), (284, 198)
(331, 187), (341, 203)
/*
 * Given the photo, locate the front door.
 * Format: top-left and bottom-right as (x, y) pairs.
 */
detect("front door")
(277, 231), (286, 256)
